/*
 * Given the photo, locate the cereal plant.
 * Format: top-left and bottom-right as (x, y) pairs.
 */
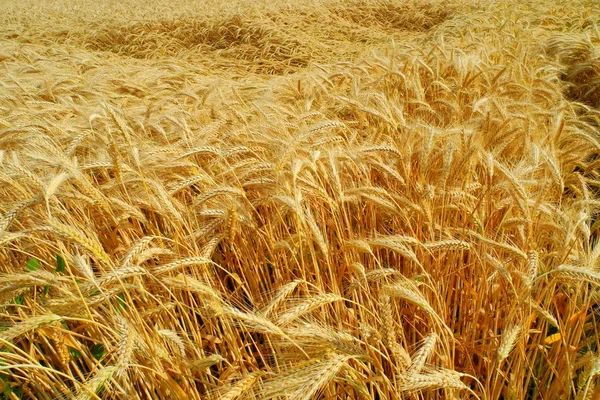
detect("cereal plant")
(1, 0), (600, 398)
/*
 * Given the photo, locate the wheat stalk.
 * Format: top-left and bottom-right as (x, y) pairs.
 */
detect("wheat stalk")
(75, 366), (117, 400)
(1, 314), (63, 342)
(277, 293), (344, 325)
(498, 325), (521, 363)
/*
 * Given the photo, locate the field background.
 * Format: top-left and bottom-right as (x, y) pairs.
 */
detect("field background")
(1, 0), (600, 398)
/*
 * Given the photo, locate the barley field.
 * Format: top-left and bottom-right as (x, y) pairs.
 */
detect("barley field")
(1, 0), (600, 398)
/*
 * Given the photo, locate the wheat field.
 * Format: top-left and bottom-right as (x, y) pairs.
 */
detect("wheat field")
(1, 0), (600, 398)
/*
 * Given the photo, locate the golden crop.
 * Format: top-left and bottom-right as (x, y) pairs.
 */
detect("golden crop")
(1, 0), (600, 398)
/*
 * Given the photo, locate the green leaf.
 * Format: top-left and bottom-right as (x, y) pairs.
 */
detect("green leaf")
(1, 381), (10, 398)
(13, 293), (24, 305)
(25, 258), (40, 271)
(69, 348), (81, 359)
(11, 386), (22, 399)
(0, 374), (21, 399)
(55, 255), (66, 273)
(91, 344), (105, 360)
(115, 293), (127, 312)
